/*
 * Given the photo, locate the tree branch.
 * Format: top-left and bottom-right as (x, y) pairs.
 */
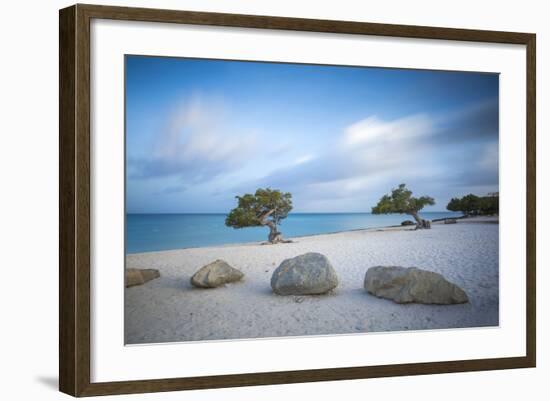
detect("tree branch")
(259, 208), (276, 224)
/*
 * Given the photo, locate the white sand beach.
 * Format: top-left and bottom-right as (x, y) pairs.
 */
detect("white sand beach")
(125, 217), (499, 344)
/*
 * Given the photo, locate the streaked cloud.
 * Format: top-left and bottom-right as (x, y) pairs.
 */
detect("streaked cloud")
(125, 55), (499, 213)
(344, 114), (434, 146)
(293, 154), (316, 165)
(127, 97), (257, 184)
(233, 99), (498, 211)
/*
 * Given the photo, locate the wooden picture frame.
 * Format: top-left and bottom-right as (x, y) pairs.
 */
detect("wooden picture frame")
(59, 3), (536, 397)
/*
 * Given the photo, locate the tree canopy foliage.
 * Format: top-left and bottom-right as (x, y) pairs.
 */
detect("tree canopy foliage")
(372, 184), (435, 229)
(447, 193), (499, 216)
(225, 188), (293, 243)
(372, 184), (435, 216)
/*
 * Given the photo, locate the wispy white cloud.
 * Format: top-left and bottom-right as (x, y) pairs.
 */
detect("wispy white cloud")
(477, 142), (499, 171)
(249, 112), (439, 192)
(128, 97), (257, 184)
(234, 102), (499, 211)
(293, 154), (316, 165)
(344, 114), (433, 146)
(129, 95), (499, 212)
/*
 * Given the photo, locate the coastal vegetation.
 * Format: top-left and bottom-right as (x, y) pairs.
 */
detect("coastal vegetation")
(372, 184), (435, 229)
(447, 192), (499, 216)
(225, 188), (293, 244)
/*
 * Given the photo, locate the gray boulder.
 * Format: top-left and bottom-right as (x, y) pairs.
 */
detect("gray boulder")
(125, 268), (160, 288)
(191, 260), (244, 288)
(401, 220), (415, 226)
(364, 266), (468, 304)
(271, 252), (338, 295)
(444, 218), (457, 224)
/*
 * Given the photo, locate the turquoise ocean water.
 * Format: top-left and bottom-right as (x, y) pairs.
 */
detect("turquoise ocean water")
(126, 212), (462, 253)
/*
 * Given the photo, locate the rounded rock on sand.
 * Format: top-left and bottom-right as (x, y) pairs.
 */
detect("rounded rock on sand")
(125, 268), (160, 288)
(190, 260), (244, 288)
(271, 252), (338, 295)
(364, 265), (468, 304)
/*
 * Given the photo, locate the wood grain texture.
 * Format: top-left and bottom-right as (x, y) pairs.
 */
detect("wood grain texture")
(59, 3), (536, 397)
(78, 356), (533, 397)
(59, 5), (76, 396)
(78, 3), (533, 44)
(75, 4), (92, 396)
(525, 34), (536, 367)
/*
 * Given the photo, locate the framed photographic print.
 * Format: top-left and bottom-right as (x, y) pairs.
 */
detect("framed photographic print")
(59, 4), (536, 397)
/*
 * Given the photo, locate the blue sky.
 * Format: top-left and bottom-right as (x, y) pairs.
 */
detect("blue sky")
(126, 55), (499, 213)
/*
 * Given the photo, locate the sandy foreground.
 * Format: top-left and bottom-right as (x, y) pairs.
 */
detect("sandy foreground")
(125, 216), (499, 344)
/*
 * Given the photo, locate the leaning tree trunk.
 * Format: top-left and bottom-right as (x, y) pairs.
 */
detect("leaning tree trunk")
(410, 211), (431, 230)
(260, 209), (286, 243)
(266, 221), (284, 244)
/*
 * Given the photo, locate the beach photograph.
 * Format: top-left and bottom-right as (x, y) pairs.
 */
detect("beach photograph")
(124, 56), (499, 345)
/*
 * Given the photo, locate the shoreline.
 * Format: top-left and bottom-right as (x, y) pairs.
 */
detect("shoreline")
(126, 215), (497, 255)
(125, 219), (499, 344)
